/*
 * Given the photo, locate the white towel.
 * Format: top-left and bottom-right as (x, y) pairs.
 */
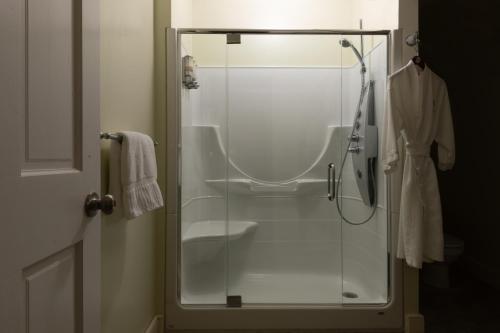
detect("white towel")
(109, 139), (123, 215)
(109, 131), (164, 219)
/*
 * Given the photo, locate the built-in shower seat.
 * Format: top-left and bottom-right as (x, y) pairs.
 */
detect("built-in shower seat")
(182, 220), (258, 244)
(205, 178), (329, 194)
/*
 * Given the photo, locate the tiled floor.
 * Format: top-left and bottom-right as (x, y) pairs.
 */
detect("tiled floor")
(420, 265), (500, 333)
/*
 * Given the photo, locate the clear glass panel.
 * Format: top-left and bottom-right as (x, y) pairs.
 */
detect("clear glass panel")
(225, 34), (343, 304)
(339, 34), (389, 304)
(179, 33), (229, 305)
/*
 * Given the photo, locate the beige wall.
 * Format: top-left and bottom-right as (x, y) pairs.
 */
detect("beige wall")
(352, 0), (399, 29)
(172, 0), (399, 30)
(100, 0), (160, 332)
(171, 0), (192, 28)
(190, 0), (355, 29)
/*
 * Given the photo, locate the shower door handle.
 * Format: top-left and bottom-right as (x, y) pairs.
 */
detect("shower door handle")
(327, 163), (335, 201)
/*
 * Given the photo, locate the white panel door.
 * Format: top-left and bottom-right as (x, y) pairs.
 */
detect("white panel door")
(0, 0), (101, 332)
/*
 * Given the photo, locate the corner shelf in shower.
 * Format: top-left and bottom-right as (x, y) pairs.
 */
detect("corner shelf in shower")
(205, 178), (330, 195)
(182, 220), (258, 244)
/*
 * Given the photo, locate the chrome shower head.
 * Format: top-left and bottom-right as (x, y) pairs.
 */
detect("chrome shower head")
(339, 38), (365, 70)
(339, 38), (352, 48)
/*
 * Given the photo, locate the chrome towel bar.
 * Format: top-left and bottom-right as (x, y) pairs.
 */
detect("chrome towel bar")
(100, 132), (159, 146)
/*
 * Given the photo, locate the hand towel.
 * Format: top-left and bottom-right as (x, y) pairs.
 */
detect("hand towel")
(110, 131), (164, 219)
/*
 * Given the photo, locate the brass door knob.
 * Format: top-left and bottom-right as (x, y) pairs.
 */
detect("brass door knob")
(84, 192), (116, 217)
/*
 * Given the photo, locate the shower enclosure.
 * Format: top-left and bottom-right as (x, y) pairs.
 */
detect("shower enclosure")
(166, 29), (402, 330)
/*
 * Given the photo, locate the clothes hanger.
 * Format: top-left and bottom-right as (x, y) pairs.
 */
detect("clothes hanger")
(412, 54), (425, 70)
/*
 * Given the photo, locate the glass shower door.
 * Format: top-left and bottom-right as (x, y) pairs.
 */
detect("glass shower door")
(178, 31), (390, 306)
(339, 34), (389, 304)
(225, 34), (344, 304)
(179, 33), (230, 305)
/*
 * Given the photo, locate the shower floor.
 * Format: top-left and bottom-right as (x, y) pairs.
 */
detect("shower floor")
(182, 272), (386, 305)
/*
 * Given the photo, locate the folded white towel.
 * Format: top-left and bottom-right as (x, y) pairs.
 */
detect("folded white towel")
(109, 139), (123, 215)
(109, 131), (163, 219)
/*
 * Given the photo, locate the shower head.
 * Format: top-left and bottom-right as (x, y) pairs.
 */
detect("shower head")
(339, 38), (352, 48)
(339, 38), (366, 72)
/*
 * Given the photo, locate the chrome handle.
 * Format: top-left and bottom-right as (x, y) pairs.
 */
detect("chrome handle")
(84, 192), (116, 217)
(327, 163), (335, 201)
(347, 134), (360, 142)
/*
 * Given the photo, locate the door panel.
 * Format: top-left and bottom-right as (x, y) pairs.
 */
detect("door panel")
(25, 0), (81, 167)
(0, 0), (100, 331)
(179, 33), (229, 305)
(225, 34), (343, 304)
(339, 35), (389, 304)
(24, 245), (82, 333)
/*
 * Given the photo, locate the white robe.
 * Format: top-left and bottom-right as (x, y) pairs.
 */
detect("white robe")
(383, 60), (455, 269)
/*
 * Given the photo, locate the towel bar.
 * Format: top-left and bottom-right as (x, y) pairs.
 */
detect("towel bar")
(100, 132), (159, 146)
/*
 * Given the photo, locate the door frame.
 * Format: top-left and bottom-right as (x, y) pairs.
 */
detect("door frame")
(164, 28), (404, 331)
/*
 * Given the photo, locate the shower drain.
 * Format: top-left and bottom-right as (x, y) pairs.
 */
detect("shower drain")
(342, 291), (359, 299)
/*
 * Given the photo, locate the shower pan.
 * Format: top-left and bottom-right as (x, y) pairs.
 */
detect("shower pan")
(165, 28), (403, 331)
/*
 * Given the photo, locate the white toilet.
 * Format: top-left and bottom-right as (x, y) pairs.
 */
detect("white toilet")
(422, 234), (464, 288)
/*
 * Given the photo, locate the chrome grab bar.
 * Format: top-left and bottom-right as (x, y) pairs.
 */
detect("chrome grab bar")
(327, 163), (335, 201)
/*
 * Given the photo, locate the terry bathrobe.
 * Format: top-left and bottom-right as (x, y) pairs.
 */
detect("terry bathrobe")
(383, 60), (455, 269)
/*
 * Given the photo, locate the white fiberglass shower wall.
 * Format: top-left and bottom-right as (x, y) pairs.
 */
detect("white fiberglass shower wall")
(179, 32), (389, 306)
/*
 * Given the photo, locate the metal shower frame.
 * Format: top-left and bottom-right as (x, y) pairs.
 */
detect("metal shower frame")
(164, 28), (404, 332)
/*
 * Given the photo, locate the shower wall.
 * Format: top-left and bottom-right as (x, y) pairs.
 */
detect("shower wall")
(180, 36), (388, 304)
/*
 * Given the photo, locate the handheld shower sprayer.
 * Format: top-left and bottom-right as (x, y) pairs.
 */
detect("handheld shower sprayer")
(339, 38), (366, 76)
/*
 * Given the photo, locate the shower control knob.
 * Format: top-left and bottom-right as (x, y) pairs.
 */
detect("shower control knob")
(348, 146), (361, 154)
(348, 134), (360, 142)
